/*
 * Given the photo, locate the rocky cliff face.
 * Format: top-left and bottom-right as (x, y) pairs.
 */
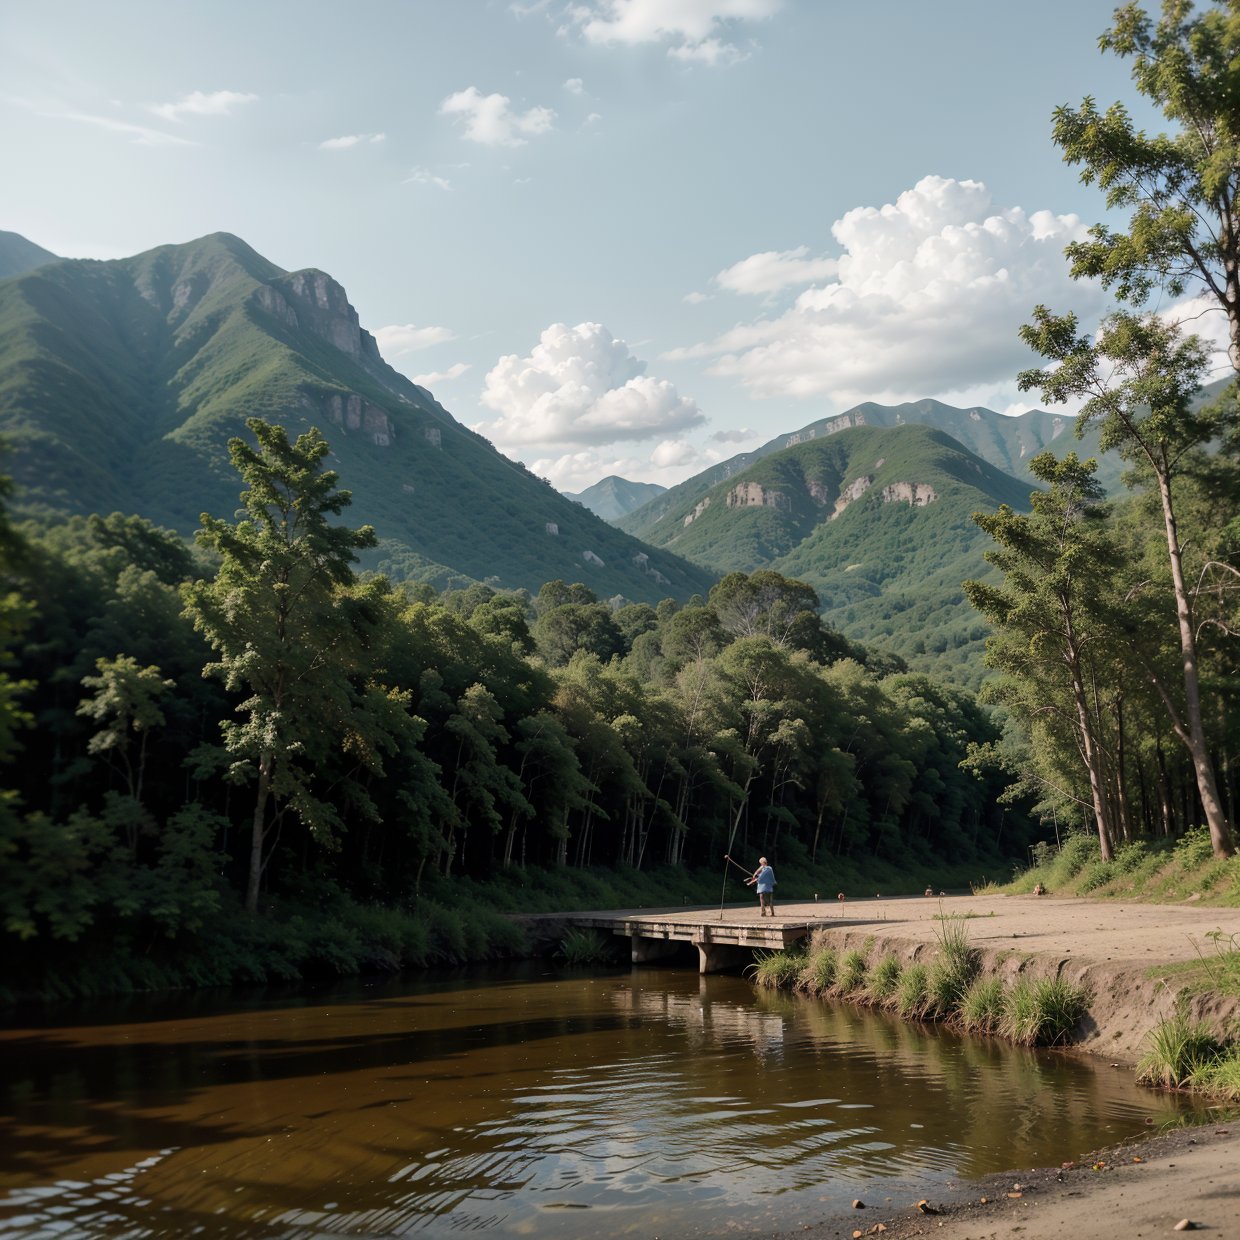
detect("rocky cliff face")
(726, 481), (790, 511)
(830, 475), (873, 519)
(880, 481), (937, 507)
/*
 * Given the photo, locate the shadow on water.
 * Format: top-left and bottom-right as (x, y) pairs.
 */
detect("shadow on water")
(0, 964), (1212, 1239)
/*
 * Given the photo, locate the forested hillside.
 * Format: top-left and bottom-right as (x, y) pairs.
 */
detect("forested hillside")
(0, 232), (711, 603)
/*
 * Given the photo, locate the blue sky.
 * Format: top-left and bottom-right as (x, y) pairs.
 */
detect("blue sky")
(1, 0), (1174, 490)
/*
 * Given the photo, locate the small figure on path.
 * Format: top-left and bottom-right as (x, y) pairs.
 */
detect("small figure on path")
(746, 856), (776, 916)
(1033, 881), (1045, 896)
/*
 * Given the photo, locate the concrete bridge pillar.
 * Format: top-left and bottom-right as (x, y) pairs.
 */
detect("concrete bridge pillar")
(694, 939), (751, 974)
(630, 933), (678, 964)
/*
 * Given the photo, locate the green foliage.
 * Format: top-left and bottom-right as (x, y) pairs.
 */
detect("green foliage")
(1001, 978), (1089, 1046)
(894, 962), (930, 1018)
(837, 949), (868, 994)
(556, 927), (617, 965)
(1137, 1007), (1223, 1089)
(959, 977), (1007, 1035)
(796, 945), (838, 995)
(749, 949), (803, 990)
(865, 954), (902, 1005)
(926, 915), (981, 1017)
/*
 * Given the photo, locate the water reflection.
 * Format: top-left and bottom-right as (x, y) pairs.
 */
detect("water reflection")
(0, 966), (1205, 1238)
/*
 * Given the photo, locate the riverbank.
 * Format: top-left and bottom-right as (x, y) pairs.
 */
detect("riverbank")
(790, 1122), (1240, 1240)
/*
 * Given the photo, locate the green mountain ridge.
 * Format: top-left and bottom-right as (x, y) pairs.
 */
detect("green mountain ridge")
(619, 397), (1113, 545)
(564, 474), (667, 520)
(0, 231), (713, 603)
(0, 231), (59, 280)
(622, 423), (1038, 686)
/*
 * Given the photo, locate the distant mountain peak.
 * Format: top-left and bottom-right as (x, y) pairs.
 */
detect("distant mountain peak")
(0, 231), (60, 280)
(564, 475), (667, 522)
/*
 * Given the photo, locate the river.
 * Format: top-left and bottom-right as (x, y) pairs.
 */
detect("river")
(0, 963), (1207, 1237)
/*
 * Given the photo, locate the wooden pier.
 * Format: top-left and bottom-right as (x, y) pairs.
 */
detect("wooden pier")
(565, 906), (871, 973)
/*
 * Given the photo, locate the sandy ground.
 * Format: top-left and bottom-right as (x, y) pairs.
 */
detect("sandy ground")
(789, 1123), (1240, 1240)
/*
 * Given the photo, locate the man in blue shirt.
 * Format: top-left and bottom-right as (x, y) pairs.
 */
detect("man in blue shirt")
(746, 856), (776, 916)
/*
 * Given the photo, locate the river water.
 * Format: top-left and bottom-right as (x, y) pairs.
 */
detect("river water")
(0, 963), (1207, 1238)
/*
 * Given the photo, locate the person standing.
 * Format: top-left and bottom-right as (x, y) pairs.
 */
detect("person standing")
(746, 856), (776, 916)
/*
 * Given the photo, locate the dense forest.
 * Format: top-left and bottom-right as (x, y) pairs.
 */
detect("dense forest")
(0, 419), (1033, 997)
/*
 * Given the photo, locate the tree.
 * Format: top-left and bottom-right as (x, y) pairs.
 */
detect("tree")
(1019, 313), (1234, 857)
(1053, 0), (1240, 370)
(183, 419), (377, 912)
(966, 453), (1123, 858)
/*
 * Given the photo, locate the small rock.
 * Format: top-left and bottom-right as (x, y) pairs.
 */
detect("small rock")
(1061, 1161), (1076, 1170)
(868, 1225), (887, 1234)
(979, 1196), (988, 1204)
(1173, 1221), (1197, 1232)
(917, 1200), (939, 1215)
(852, 1231), (863, 1238)
(1006, 1192), (1023, 1199)
(852, 1199), (865, 1209)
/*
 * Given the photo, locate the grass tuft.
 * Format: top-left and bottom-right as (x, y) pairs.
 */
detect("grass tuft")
(958, 976), (1007, 1035)
(797, 946), (838, 995)
(864, 954), (902, 1005)
(1137, 1008), (1222, 1088)
(750, 949), (803, 990)
(894, 962), (930, 1018)
(837, 949), (868, 994)
(1001, 977), (1089, 1046)
(555, 927), (616, 965)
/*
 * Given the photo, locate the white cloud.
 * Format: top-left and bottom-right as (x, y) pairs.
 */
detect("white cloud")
(531, 443), (703, 490)
(440, 86), (555, 146)
(149, 90), (257, 121)
(48, 109), (194, 146)
(710, 427), (757, 443)
(564, 77), (585, 93)
(404, 166), (453, 190)
(412, 362), (472, 387)
(674, 175), (1106, 403)
(683, 290), (711, 304)
(374, 323), (457, 355)
(714, 245), (837, 295)
(319, 132), (385, 150)
(568, 0), (782, 64)
(479, 321), (705, 452)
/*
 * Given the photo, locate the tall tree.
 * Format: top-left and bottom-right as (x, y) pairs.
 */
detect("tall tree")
(966, 453), (1122, 858)
(183, 419), (377, 912)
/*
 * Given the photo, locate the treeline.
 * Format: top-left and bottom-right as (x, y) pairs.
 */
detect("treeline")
(0, 420), (1027, 994)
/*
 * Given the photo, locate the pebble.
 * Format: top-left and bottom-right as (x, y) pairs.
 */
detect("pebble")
(1173, 1220), (1197, 1232)
(852, 1199), (865, 1209)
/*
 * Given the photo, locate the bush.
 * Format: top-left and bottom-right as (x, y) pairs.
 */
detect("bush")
(556, 928), (615, 965)
(926, 914), (980, 1017)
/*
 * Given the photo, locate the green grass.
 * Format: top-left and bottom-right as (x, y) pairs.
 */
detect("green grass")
(796, 946), (838, 995)
(864, 954), (903, 1005)
(837, 949), (868, 994)
(1137, 1008), (1224, 1089)
(1005, 829), (1240, 908)
(750, 949), (804, 990)
(1001, 978), (1089, 1046)
(958, 977), (1007, 1035)
(925, 912), (981, 1017)
(556, 928), (616, 965)
(895, 962), (930, 1018)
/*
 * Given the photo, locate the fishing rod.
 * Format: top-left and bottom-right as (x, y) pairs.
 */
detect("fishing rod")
(718, 852), (755, 920)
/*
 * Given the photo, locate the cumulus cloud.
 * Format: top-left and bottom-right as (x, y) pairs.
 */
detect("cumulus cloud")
(319, 132), (385, 149)
(568, 0), (782, 64)
(149, 90), (257, 121)
(673, 175), (1106, 403)
(715, 245), (837, 295)
(440, 86), (555, 146)
(683, 290), (711, 304)
(710, 427), (757, 444)
(374, 323), (457, 355)
(412, 362), (471, 387)
(479, 322), (705, 453)
(564, 77), (585, 93)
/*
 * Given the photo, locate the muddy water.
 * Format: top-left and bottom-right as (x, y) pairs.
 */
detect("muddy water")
(0, 964), (1207, 1238)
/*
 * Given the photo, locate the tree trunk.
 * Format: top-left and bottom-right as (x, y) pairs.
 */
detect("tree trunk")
(246, 750), (273, 914)
(1155, 472), (1235, 857)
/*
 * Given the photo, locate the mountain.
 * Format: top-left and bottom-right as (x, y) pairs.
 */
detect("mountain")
(564, 475), (667, 521)
(0, 231), (59, 280)
(619, 423), (1037, 686)
(619, 398), (1114, 546)
(0, 233), (713, 603)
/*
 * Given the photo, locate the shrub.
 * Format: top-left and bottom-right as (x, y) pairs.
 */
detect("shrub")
(926, 914), (980, 1017)
(1189, 1046), (1240, 1100)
